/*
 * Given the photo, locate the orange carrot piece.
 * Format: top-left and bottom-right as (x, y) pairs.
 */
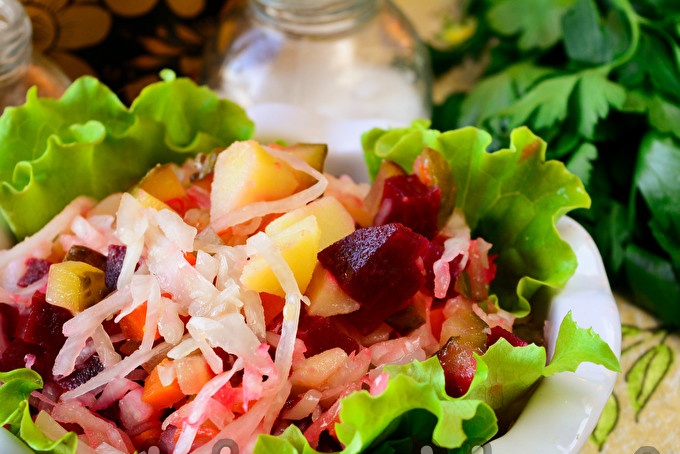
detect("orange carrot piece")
(119, 303), (160, 342)
(142, 360), (185, 410)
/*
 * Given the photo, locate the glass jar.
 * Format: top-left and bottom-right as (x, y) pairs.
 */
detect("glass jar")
(201, 0), (432, 124)
(0, 0), (70, 113)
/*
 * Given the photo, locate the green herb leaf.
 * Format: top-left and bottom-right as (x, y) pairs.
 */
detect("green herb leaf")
(562, 0), (632, 65)
(634, 133), (680, 268)
(486, 0), (576, 51)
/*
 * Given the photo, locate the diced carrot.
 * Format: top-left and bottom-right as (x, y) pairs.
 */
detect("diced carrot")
(119, 303), (160, 342)
(176, 355), (214, 395)
(132, 426), (162, 449)
(260, 292), (286, 325)
(183, 251), (197, 266)
(173, 420), (220, 447)
(142, 359), (186, 410)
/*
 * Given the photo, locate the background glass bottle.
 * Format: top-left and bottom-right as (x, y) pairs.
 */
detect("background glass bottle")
(202, 0), (432, 124)
(0, 0), (70, 113)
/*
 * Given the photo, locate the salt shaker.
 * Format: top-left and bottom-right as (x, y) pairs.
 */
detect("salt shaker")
(201, 0), (432, 124)
(0, 0), (70, 114)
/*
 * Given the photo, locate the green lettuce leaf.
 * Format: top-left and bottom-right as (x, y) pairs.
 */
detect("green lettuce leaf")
(253, 313), (619, 454)
(470, 312), (620, 413)
(254, 356), (497, 454)
(362, 123), (591, 315)
(0, 70), (254, 239)
(0, 369), (77, 454)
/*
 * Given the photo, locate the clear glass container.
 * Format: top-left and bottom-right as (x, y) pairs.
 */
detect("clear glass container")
(0, 0), (70, 114)
(202, 0), (432, 124)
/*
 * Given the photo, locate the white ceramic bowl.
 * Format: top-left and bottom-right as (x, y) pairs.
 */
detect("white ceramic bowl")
(249, 104), (622, 454)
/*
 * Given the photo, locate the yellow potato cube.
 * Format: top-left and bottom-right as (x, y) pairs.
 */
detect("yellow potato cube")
(265, 196), (355, 251)
(290, 347), (348, 391)
(137, 164), (186, 202)
(241, 215), (321, 296)
(210, 140), (299, 222)
(305, 264), (360, 317)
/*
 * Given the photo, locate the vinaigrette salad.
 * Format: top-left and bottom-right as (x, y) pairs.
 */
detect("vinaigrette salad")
(0, 75), (619, 454)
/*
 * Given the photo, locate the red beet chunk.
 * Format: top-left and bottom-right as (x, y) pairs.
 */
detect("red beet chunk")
(436, 337), (476, 398)
(0, 339), (55, 379)
(297, 314), (360, 357)
(487, 326), (528, 348)
(20, 292), (72, 350)
(374, 174), (441, 239)
(17, 258), (52, 287)
(0, 303), (21, 339)
(106, 245), (127, 290)
(56, 354), (104, 390)
(318, 223), (429, 334)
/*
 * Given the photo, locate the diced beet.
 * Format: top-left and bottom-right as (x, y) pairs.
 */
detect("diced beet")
(106, 244), (127, 290)
(64, 245), (107, 271)
(436, 337), (476, 398)
(0, 339), (55, 379)
(318, 223), (429, 334)
(374, 174), (441, 239)
(297, 314), (360, 357)
(17, 258), (52, 288)
(0, 303), (21, 340)
(56, 354), (104, 390)
(20, 292), (72, 350)
(487, 325), (528, 348)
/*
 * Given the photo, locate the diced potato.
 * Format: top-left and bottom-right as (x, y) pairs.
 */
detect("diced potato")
(130, 187), (171, 211)
(305, 264), (360, 317)
(46, 261), (108, 312)
(241, 215), (321, 296)
(137, 163), (186, 202)
(210, 141), (300, 223)
(290, 347), (348, 391)
(266, 196), (355, 251)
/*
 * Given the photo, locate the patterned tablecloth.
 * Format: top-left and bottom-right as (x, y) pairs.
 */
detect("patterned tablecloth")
(21, 0), (680, 453)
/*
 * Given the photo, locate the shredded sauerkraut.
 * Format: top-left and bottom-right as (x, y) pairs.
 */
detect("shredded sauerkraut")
(0, 141), (514, 454)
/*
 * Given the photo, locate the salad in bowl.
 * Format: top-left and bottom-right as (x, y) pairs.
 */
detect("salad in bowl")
(0, 73), (620, 453)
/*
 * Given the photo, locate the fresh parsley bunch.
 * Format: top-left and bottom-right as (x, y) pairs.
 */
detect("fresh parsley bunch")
(431, 0), (680, 326)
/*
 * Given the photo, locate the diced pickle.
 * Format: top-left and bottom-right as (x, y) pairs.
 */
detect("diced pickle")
(283, 143), (328, 188)
(413, 147), (456, 226)
(283, 143), (328, 172)
(46, 261), (108, 313)
(64, 245), (107, 271)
